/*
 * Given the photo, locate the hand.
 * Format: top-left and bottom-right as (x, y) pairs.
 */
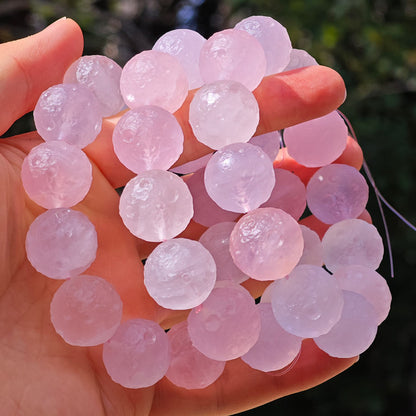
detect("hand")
(0, 18), (358, 416)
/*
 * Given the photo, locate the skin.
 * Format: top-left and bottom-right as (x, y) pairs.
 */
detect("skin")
(0, 18), (359, 416)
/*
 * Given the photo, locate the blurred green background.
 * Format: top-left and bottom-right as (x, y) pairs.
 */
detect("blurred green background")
(1, 0), (415, 414)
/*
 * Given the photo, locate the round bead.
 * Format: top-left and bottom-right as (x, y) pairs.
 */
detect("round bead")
(63, 55), (125, 117)
(103, 319), (171, 388)
(144, 238), (216, 310)
(241, 303), (302, 372)
(283, 48), (318, 72)
(229, 207), (304, 280)
(113, 106), (184, 174)
(314, 291), (378, 358)
(306, 164), (369, 224)
(187, 283), (261, 361)
(235, 15), (292, 75)
(298, 225), (324, 266)
(271, 265), (344, 338)
(120, 50), (189, 113)
(333, 265), (391, 325)
(119, 170), (193, 242)
(199, 29), (266, 91)
(166, 321), (225, 389)
(50, 275), (123, 346)
(21, 141), (92, 209)
(25, 208), (97, 279)
(153, 29), (206, 89)
(204, 143), (275, 213)
(33, 83), (102, 149)
(283, 111), (348, 167)
(189, 80), (259, 150)
(199, 222), (248, 284)
(248, 130), (282, 162)
(322, 219), (384, 272)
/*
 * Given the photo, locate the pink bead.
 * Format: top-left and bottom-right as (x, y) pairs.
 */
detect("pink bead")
(283, 111), (348, 167)
(170, 153), (212, 175)
(50, 275), (123, 346)
(322, 219), (384, 272)
(199, 222), (248, 284)
(248, 130), (281, 162)
(241, 303), (302, 372)
(34, 83), (102, 149)
(204, 143), (275, 213)
(298, 225), (324, 266)
(271, 265), (344, 338)
(103, 319), (171, 388)
(119, 170), (193, 242)
(187, 282), (261, 361)
(120, 50), (189, 113)
(153, 29), (206, 89)
(21, 141), (92, 209)
(25, 208), (97, 279)
(186, 168), (239, 227)
(189, 80), (259, 150)
(261, 168), (306, 220)
(199, 29), (266, 91)
(314, 291), (378, 358)
(283, 49), (318, 72)
(166, 321), (225, 389)
(113, 106), (184, 174)
(229, 207), (304, 281)
(144, 238), (216, 310)
(235, 15), (292, 75)
(333, 265), (391, 325)
(63, 55), (125, 117)
(306, 164), (369, 224)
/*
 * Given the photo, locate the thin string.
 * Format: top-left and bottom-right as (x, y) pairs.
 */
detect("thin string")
(337, 110), (416, 278)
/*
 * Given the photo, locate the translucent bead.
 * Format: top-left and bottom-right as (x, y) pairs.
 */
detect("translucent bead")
(248, 130), (281, 162)
(25, 208), (97, 279)
(21, 141), (92, 209)
(50, 275), (122, 346)
(297, 225), (324, 266)
(63, 55), (125, 117)
(283, 49), (318, 72)
(34, 83), (102, 149)
(120, 50), (189, 113)
(103, 319), (171, 388)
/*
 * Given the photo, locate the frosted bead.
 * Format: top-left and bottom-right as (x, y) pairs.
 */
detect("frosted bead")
(199, 29), (266, 91)
(261, 168), (306, 220)
(189, 80), (259, 150)
(166, 320), (225, 389)
(314, 291), (378, 358)
(283, 111), (348, 167)
(235, 15), (292, 75)
(322, 219), (384, 272)
(229, 207), (304, 281)
(204, 143), (275, 213)
(260, 282), (274, 303)
(144, 238), (216, 310)
(21, 141), (92, 209)
(63, 55), (125, 117)
(306, 164), (369, 224)
(241, 303), (302, 372)
(298, 225), (324, 266)
(271, 264), (344, 338)
(153, 29), (206, 89)
(25, 208), (97, 279)
(170, 153), (212, 175)
(119, 170), (193, 242)
(187, 283), (261, 361)
(50, 275), (122, 346)
(248, 130), (281, 162)
(120, 50), (189, 113)
(333, 265), (391, 325)
(186, 168), (239, 227)
(199, 222), (248, 284)
(103, 319), (171, 388)
(112, 106), (184, 174)
(34, 83), (102, 149)
(283, 48), (318, 72)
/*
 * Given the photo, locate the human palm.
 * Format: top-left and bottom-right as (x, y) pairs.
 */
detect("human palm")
(0, 18), (357, 416)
